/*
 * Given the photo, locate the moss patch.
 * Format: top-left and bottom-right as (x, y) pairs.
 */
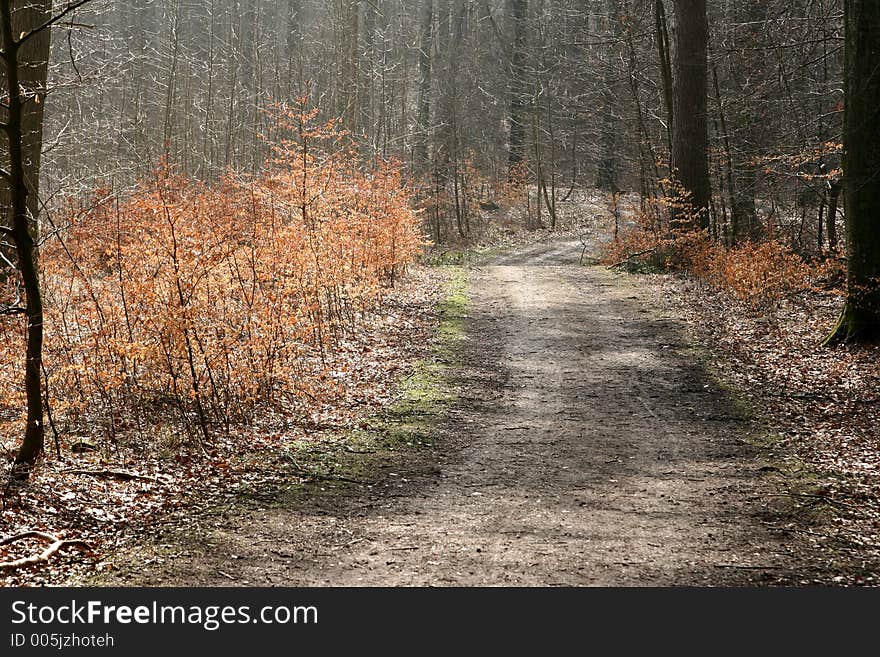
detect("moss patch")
(78, 268), (470, 585)
(421, 246), (506, 267)
(266, 266), (469, 503)
(681, 335), (835, 523)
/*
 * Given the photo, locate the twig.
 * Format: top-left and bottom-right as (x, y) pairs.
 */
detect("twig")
(343, 446), (376, 454)
(714, 563), (787, 570)
(18, 0), (95, 46)
(757, 492), (862, 512)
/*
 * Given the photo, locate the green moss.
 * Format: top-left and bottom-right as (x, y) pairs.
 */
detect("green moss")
(421, 246), (506, 267)
(683, 340), (836, 522)
(272, 266), (468, 502)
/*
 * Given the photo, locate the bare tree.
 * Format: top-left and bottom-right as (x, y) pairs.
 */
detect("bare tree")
(1, 0), (91, 478)
(507, 0), (528, 178)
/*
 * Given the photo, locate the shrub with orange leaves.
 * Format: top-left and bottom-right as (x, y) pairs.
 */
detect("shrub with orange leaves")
(694, 239), (811, 309)
(602, 206), (811, 310)
(0, 100), (423, 452)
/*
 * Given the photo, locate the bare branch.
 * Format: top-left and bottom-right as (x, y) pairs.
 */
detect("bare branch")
(0, 531), (92, 570)
(18, 0), (94, 47)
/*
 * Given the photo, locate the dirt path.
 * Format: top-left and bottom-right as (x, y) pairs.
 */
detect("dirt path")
(107, 238), (827, 586)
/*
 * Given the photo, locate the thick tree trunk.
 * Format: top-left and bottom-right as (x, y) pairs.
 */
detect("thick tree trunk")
(827, 0), (880, 344)
(671, 0), (710, 229)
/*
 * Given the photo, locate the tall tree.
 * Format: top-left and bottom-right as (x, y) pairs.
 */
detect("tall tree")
(0, 0), (60, 477)
(0, 0), (51, 253)
(671, 0), (710, 229)
(596, 0), (621, 193)
(414, 0), (433, 170)
(826, 0), (880, 343)
(507, 0), (528, 178)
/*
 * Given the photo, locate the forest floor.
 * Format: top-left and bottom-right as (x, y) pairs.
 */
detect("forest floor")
(72, 231), (868, 586)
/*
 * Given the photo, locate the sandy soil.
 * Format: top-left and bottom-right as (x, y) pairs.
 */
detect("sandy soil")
(101, 238), (833, 586)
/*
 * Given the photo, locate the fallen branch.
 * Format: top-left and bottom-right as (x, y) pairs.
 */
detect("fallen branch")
(343, 446), (377, 455)
(714, 563), (786, 570)
(292, 470), (368, 486)
(607, 247), (657, 270)
(287, 459), (368, 486)
(0, 531), (92, 570)
(757, 492), (863, 512)
(762, 522), (880, 551)
(60, 469), (160, 483)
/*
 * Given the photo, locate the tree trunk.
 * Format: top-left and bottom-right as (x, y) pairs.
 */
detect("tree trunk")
(0, 0), (49, 477)
(654, 0), (673, 156)
(826, 0), (880, 344)
(671, 0), (710, 229)
(286, 0), (303, 97)
(826, 177), (841, 252)
(414, 0), (433, 170)
(1, 0), (50, 252)
(507, 0), (528, 179)
(596, 0), (620, 193)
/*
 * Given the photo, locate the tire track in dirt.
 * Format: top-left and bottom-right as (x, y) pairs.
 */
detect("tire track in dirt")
(111, 238), (824, 586)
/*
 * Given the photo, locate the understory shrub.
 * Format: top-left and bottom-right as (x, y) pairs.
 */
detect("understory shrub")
(0, 101), (423, 452)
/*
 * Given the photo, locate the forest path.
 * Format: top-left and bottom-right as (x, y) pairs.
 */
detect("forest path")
(109, 238), (819, 585)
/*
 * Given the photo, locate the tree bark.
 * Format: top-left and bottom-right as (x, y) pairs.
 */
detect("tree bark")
(671, 0), (710, 229)
(654, 0), (673, 156)
(826, 0), (880, 344)
(0, 0), (50, 248)
(0, 0), (49, 477)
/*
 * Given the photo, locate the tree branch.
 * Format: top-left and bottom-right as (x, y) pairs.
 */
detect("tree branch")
(18, 0), (93, 47)
(0, 305), (26, 316)
(0, 531), (92, 570)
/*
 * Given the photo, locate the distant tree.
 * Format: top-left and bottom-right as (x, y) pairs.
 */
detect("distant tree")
(596, 0), (622, 193)
(826, 0), (880, 343)
(414, 0), (433, 170)
(507, 0), (528, 178)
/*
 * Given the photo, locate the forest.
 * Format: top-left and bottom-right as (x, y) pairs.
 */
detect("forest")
(0, 0), (878, 587)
